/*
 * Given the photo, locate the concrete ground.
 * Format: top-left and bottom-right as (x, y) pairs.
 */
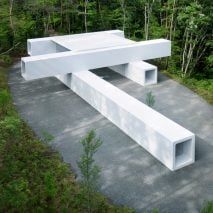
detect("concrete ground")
(9, 63), (213, 213)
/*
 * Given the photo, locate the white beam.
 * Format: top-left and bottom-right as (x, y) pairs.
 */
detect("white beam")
(109, 61), (158, 86)
(65, 70), (194, 171)
(21, 39), (171, 80)
(27, 30), (124, 56)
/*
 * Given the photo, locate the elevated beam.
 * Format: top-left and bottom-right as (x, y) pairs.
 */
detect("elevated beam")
(57, 70), (195, 171)
(27, 30), (124, 56)
(109, 61), (158, 86)
(21, 39), (171, 80)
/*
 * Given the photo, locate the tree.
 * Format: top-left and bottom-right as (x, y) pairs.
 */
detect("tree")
(177, 2), (210, 77)
(77, 129), (102, 212)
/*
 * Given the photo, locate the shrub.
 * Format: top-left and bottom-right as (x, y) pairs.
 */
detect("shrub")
(0, 55), (12, 65)
(201, 201), (213, 213)
(0, 89), (11, 116)
(146, 91), (155, 107)
(78, 129), (103, 212)
(0, 116), (21, 142)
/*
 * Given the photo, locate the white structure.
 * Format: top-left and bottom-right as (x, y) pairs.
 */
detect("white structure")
(21, 31), (170, 81)
(21, 30), (195, 171)
(110, 61), (157, 86)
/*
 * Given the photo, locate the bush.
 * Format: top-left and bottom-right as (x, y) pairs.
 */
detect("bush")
(201, 201), (213, 213)
(0, 116), (21, 141)
(0, 89), (11, 116)
(0, 55), (12, 65)
(146, 91), (155, 107)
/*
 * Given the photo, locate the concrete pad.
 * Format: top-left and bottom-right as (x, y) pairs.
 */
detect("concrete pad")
(9, 63), (213, 213)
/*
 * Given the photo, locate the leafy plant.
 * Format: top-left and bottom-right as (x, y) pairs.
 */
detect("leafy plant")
(0, 89), (11, 116)
(41, 130), (54, 144)
(78, 129), (102, 212)
(0, 116), (21, 142)
(0, 55), (12, 65)
(201, 201), (213, 213)
(146, 91), (155, 107)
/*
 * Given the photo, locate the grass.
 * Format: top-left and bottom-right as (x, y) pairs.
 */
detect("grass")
(0, 62), (134, 212)
(161, 70), (213, 104)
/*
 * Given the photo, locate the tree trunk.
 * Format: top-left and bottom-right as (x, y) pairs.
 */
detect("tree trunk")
(120, 0), (126, 32)
(84, 0), (88, 32)
(9, 0), (15, 36)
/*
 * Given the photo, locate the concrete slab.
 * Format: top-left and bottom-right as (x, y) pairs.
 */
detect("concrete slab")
(9, 63), (213, 213)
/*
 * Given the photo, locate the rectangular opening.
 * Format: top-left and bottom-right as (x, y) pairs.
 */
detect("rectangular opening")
(175, 139), (193, 169)
(145, 69), (156, 85)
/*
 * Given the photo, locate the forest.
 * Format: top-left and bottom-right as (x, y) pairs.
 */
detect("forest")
(0, 0), (212, 102)
(0, 0), (212, 75)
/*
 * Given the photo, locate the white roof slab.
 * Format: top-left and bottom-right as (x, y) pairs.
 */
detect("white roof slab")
(52, 32), (135, 51)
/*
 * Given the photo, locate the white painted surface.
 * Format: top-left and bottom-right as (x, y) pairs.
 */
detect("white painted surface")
(27, 30), (125, 56)
(52, 33), (134, 51)
(110, 61), (157, 86)
(22, 38), (170, 80)
(22, 30), (195, 170)
(68, 70), (195, 171)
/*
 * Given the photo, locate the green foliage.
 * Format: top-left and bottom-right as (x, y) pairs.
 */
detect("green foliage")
(0, 116), (21, 140)
(78, 129), (103, 212)
(43, 171), (57, 198)
(0, 66), (134, 212)
(177, 2), (209, 32)
(41, 130), (54, 144)
(201, 201), (213, 213)
(152, 209), (159, 213)
(0, 89), (11, 116)
(0, 178), (29, 209)
(162, 70), (213, 104)
(0, 0), (212, 83)
(146, 91), (155, 107)
(0, 55), (12, 65)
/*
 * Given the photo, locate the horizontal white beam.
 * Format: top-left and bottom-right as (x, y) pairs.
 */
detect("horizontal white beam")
(27, 30), (124, 56)
(109, 61), (158, 86)
(21, 39), (171, 80)
(57, 71), (195, 171)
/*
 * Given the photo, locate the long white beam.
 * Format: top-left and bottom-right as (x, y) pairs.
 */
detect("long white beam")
(27, 30), (125, 56)
(57, 70), (195, 171)
(21, 39), (171, 80)
(109, 61), (158, 86)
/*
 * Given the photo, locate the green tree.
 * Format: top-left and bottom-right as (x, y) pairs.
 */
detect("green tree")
(177, 2), (210, 77)
(78, 129), (102, 212)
